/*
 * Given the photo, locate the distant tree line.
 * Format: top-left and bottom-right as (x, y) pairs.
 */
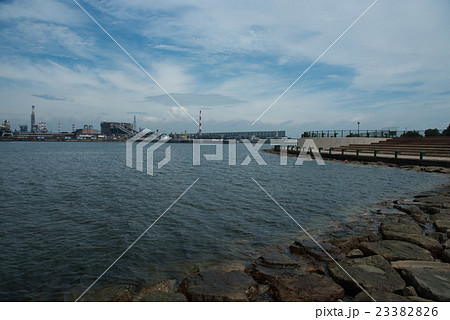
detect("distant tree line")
(401, 123), (450, 137)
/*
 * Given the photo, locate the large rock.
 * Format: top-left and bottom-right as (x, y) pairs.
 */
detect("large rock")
(133, 280), (187, 302)
(289, 241), (344, 262)
(268, 273), (344, 302)
(258, 251), (305, 268)
(359, 240), (433, 261)
(401, 267), (450, 301)
(353, 291), (430, 302)
(376, 208), (407, 217)
(206, 262), (245, 272)
(393, 205), (427, 224)
(390, 260), (450, 272)
(434, 220), (450, 234)
(75, 284), (135, 302)
(327, 255), (405, 296)
(441, 249), (450, 263)
(379, 222), (422, 236)
(429, 212), (450, 222)
(415, 194), (450, 206)
(417, 204), (442, 215)
(426, 232), (448, 244)
(178, 270), (258, 301)
(381, 231), (443, 257)
(245, 251), (323, 285)
(346, 249), (364, 258)
(330, 233), (379, 253)
(245, 263), (305, 285)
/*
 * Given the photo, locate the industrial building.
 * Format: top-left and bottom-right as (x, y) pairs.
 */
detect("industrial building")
(101, 121), (136, 137)
(75, 125), (98, 135)
(0, 120), (13, 137)
(200, 130), (286, 139)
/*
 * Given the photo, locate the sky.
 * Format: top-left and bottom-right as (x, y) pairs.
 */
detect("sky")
(0, 0), (449, 137)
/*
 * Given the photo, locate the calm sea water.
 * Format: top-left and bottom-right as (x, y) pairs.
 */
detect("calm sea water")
(0, 141), (448, 301)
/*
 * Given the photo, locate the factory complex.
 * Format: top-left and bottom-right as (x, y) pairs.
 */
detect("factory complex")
(0, 106), (286, 142)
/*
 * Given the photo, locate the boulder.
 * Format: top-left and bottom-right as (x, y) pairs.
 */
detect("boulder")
(379, 222), (422, 236)
(330, 233), (379, 253)
(245, 250), (323, 285)
(414, 194), (450, 205)
(133, 280), (187, 302)
(416, 205), (442, 215)
(390, 260), (450, 271)
(290, 253), (326, 273)
(441, 249), (450, 263)
(422, 206), (443, 215)
(257, 251), (304, 268)
(445, 239), (450, 248)
(393, 205), (427, 224)
(245, 263), (305, 285)
(403, 286), (418, 297)
(268, 273), (344, 302)
(426, 232), (448, 244)
(401, 267), (450, 301)
(178, 270), (258, 301)
(346, 249), (364, 259)
(252, 285), (274, 302)
(434, 220), (450, 234)
(136, 290), (187, 302)
(78, 284), (135, 302)
(289, 241), (344, 262)
(359, 240), (433, 261)
(327, 255), (405, 296)
(375, 208), (407, 217)
(206, 262), (245, 272)
(381, 231), (442, 257)
(429, 212), (450, 222)
(353, 291), (430, 302)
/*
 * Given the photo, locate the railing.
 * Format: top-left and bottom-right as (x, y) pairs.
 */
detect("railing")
(301, 129), (444, 138)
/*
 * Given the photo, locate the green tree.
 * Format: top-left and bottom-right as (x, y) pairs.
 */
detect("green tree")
(401, 130), (423, 137)
(424, 128), (441, 137)
(443, 124), (450, 136)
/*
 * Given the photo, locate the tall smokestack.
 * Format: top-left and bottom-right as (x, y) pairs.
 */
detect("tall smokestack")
(134, 115), (136, 131)
(31, 105), (36, 133)
(199, 109), (202, 134)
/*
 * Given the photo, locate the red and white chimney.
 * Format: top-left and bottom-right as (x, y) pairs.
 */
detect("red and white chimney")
(199, 109), (202, 134)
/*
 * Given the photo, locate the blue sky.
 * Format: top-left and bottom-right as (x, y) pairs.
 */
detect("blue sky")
(0, 0), (449, 136)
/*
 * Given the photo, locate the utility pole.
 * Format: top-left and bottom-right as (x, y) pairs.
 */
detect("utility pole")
(357, 121), (360, 136)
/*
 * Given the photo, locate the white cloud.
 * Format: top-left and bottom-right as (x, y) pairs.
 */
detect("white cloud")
(0, 0), (82, 25)
(1, 0), (449, 136)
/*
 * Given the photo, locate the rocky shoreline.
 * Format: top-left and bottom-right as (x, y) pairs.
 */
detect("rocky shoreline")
(75, 183), (450, 302)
